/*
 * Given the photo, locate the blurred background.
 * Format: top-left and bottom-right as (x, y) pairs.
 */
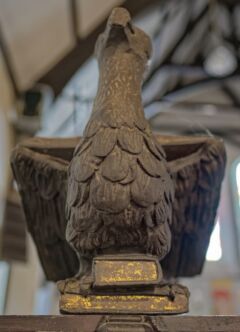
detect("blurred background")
(0, 0), (240, 315)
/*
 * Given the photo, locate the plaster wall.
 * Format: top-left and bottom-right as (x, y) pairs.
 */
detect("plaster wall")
(0, 0), (75, 91)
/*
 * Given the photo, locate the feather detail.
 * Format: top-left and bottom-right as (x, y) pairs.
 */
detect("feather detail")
(144, 209), (154, 228)
(70, 154), (96, 183)
(118, 127), (143, 154)
(162, 139), (226, 277)
(130, 165), (165, 207)
(70, 142), (102, 183)
(155, 139), (167, 158)
(120, 164), (136, 184)
(90, 174), (130, 213)
(147, 222), (171, 259)
(67, 180), (89, 208)
(138, 145), (167, 177)
(11, 145), (78, 281)
(92, 127), (117, 157)
(100, 145), (129, 182)
(144, 135), (165, 159)
(134, 116), (148, 131)
(84, 120), (101, 138)
(101, 109), (124, 128)
(66, 179), (80, 207)
(74, 138), (92, 156)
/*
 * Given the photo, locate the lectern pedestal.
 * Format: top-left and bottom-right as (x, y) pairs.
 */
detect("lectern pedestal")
(58, 254), (189, 316)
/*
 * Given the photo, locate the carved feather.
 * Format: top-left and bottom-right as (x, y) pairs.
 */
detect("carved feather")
(67, 119), (173, 261)
(11, 3), (226, 280)
(11, 146), (78, 281)
(144, 135), (166, 159)
(92, 127), (117, 157)
(84, 119), (101, 138)
(138, 145), (167, 177)
(131, 165), (164, 207)
(100, 145), (129, 182)
(118, 127), (143, 154)
(11, 136), (226, 279)
(90, 174), (130, 213)
(161, 138), (226, 277)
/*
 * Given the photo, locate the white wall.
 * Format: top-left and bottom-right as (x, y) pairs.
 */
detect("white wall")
(0, 48), (14, 224)
(76, 0), (124, 38)
(0, 0), (127, 92)
(0, 0), (75, 91)
(4, 237), (42, 314)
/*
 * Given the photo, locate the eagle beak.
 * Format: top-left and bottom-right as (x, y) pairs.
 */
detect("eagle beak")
(94, 7), (133, 59)
(107, 7), (131, 30)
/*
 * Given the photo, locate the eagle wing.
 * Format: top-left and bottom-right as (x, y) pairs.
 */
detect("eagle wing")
(12, 135), (226, 280)
(158, 136), (226, 277)
(11, 137), (80, 281)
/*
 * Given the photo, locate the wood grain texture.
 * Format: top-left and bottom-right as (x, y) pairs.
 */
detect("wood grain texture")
(11, 146), (79, 281)
(11, 8), (226, 282)
(162, 138), (226, 277)
(66, 8), (174, 264)
(0, 315), (239, 332)
(11, 122), (226, 281)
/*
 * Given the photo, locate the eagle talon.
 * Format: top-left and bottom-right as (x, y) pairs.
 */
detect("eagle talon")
(57, 275), (93, 295)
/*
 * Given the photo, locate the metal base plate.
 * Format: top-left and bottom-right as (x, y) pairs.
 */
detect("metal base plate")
(59, 289), (189, 315)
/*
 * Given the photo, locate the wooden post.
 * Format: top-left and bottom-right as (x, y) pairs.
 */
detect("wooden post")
(0, 315), (239, 332)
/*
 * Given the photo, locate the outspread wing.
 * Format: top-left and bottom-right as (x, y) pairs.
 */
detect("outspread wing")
(11, 143), (79, 281)
(160, 137), (226, 277)
(11, 135), (226, 280)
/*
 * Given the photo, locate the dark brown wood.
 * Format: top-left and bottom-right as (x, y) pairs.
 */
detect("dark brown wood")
(65, 8), (175, 276)
(19, 136), (80, 161)
(11, 145), (79, 281)
(18, 135), (209, 162)
(11, 133), (225, 283)
(10, 7), (226, 316)
(0, 315), (239, 332)
(11, 8), (226, 284)
(0, 315), (102, 332)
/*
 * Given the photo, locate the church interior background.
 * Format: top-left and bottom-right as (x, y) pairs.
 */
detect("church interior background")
(0, 0), (240, 315)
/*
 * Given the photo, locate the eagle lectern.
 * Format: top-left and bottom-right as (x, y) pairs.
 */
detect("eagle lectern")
(11, 7), (226, 331)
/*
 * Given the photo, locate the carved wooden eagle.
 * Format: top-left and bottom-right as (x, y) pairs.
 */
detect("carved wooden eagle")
(11, 8), (226, 282)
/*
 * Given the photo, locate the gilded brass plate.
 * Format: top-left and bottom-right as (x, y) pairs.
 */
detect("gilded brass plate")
(93, 255), (161, 287)
(60, 293), (188, 315)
